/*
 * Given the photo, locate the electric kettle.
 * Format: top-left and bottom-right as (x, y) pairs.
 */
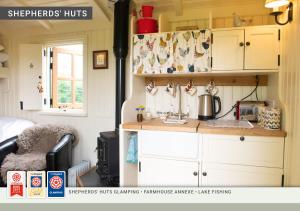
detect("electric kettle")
(198, 94), (221, 120)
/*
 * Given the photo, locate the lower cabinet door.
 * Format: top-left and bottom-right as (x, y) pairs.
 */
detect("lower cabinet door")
(138, 157), (199, 187)
(201, 163), (283, 187)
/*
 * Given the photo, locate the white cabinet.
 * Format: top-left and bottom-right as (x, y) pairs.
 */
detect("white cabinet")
(202, 134), (284, 187)
(19, 44), (45, 110)
(138, 157), (199, 187)
(202, 134), (284, 168)
(138, 130), (199, 159)
(201, 163), (283, 187)
(212, 29), (244, 70)
(136, 130), (285, 187)
(212, 26), (280, 71)
(244, 27), (279, 70)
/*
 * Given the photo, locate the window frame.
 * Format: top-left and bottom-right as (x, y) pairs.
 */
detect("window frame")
(41, 37), (88, 116)
(52, 47), (83, 109)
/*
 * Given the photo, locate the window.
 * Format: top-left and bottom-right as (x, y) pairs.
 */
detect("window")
(46, 44), (84, 110)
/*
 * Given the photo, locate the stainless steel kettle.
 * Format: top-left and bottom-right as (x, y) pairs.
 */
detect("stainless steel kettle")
(198, 94), (221, 120)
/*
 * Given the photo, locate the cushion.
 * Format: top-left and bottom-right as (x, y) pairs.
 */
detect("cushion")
(0, 152), (46, 184)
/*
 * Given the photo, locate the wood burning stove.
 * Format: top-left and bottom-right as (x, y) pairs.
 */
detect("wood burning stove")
(96, 132), (119, 186)
(96, 0), (130, 187)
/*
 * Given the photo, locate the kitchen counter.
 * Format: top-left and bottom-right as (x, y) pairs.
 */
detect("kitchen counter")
(122, 118), (199, 133)
(198, 121), (287, 137)
(121, 118), (287, 137)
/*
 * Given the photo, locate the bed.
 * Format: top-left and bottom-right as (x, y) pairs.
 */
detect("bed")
(0, 117), (34, 142)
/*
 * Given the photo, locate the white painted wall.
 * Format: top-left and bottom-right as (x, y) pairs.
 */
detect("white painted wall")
(0, 28), (116, 166)
(280, 0), (300, 186)
(146, 86), (268, 120)
(153, 1), (273, 30)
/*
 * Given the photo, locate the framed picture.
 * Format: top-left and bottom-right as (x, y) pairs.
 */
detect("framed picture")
(93, 50), (108, 69)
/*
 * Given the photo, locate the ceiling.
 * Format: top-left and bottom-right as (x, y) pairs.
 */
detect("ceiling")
(133, 0), (267, 15)
(134, 0), (266, 7)
(0, 0), (267, 35)
(0, 0), (113, 35)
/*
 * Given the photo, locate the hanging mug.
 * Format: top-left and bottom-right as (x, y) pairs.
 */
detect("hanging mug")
(166, 82), (176, 97)
(185, 80), (197, 96)
(146, 81), (158, 95)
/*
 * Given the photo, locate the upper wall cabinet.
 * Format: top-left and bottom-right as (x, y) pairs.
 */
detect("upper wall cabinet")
(132, 30), (211, 75)
(212, 26), (280, 71)
(244, 27), (280, 70)
(211, 29), (244, 70)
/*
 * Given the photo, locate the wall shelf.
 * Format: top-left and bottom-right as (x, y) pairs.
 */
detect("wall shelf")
(144, 75), (269, 86)
(134, 69), (279, 78)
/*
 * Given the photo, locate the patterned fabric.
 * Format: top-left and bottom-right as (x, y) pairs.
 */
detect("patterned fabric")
(133, 29), (211, 74)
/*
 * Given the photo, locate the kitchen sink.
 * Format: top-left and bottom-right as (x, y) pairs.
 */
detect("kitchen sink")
(163, 118), (188, 125)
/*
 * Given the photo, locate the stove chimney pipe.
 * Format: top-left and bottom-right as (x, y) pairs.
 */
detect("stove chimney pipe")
(113, 0), (130, 131)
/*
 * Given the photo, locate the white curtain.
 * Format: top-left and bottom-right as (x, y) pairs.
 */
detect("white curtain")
(280, 0), (300, 186)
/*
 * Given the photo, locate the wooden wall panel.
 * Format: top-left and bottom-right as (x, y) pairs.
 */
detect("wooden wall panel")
(213, 15), (275, 28)
(146, 85), (268, 120)
(2, 29), (115, 167)
(280, 0), (300, 186)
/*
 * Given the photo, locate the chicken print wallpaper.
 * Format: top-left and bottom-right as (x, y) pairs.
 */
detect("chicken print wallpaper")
(133, 29), (211, 74)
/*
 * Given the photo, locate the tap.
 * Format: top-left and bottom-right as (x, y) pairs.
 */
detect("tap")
(174, 84), (188, 120)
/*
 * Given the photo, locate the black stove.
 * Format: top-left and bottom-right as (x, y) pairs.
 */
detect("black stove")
(96, 131), (119, 187)
(96, 0), (130, 187)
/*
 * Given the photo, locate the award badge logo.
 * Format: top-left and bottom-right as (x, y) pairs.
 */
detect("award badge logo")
(47, 171), (65, 198)
(7, 171), (26, 198)
(27, 171), (46, 198)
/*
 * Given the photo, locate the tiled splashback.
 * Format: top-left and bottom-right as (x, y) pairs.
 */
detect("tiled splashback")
(146, 86), (268, 120)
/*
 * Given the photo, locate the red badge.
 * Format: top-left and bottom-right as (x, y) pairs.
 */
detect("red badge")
(7, 172), (25, 198)
(10, 184), (23, 196)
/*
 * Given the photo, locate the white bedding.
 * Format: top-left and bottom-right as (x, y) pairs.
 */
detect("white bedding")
(0, 117), (34, 142)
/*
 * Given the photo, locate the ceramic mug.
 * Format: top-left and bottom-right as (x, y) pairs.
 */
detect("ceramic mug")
(146, 82), (158, 95)
(184, 81), (197, 96)
(166, 82), (176, 97)
(144, 112), (152, 120)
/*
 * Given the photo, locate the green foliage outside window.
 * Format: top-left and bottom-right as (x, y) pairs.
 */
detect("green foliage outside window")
(58, 80), (72, 103)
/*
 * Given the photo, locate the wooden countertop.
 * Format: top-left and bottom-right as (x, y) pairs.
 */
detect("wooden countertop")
(198, 121), (287, 137)
(122, 118), (199, 133)
(121, 119), (287, 137)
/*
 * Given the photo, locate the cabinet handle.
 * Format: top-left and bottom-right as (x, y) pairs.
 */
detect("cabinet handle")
(240, 136), (245, 141)
(193, 171), (198, 176)
(246, 41), (251, 46)
(202, 172), (207, 177)
(239, 42), (244, 47)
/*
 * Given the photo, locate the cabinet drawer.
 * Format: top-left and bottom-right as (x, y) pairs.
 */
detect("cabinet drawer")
(139, 131), (199, 159)
(202, 134), (284, 168)
(201, 163), (283, 187)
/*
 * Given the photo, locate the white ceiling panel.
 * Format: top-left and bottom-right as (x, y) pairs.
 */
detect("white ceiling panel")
(134, 0), (266, 8)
